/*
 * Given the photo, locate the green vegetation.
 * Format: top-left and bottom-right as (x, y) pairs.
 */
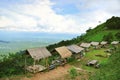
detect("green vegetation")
(0, 16), (120, 79)
(115, 32), (120, 40)
(105, 16), (120, 29)
(47, 16), (120, 51)
(103, 32), (114, 43)
(69, 67), (78, 79)
(0, 53), (26, 77)
(69, 48), (108, 71)
(0, 51), (58, 78)
(89, 45), (120, 80)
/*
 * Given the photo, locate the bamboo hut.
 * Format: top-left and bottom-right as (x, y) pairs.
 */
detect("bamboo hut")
(67, 44), (85, 59)
(100, 41), (108, 48)
(80, 43), (91, 51)
(111, 41), (119, 45)
(26, 47), (52, 73)
(55, 46), (72, 65)
(90, 42), (100, 49)
(55, 46), (72, 59)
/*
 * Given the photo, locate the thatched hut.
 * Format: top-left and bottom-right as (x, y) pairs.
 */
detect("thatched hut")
(67, 44), (85, 59)
(26, 47), (52, 73)
(111, 41), (119, 45)
(80, 43), (91, 51)
(90, 42), (100, 49)
(100, 41), (108, 48)
(27, 47), (52, 60)
(55, 46), (72, 59)
(55, 46), (72, 65)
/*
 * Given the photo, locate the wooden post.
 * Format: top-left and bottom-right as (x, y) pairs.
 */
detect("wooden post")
(46, 57), (49, 71)
(25, 56), (27, 75)
(33, 59), (36, 73)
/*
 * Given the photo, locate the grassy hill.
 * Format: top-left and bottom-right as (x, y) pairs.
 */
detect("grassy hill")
(46, 16), (120, 80)
(47, 16), (120, 51)
(0, 16), (120, 80)
(80, 23), (119, 41)
(89, 45), (120, 80)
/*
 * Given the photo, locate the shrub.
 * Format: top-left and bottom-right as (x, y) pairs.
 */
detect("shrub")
(115, 32), (120, 40)
(69, 67), (78, 79)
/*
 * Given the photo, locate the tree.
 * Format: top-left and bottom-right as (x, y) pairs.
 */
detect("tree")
(105, 16), (120, 29)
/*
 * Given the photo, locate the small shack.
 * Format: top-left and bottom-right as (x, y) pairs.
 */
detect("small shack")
(100, 41), (108, 48)
(67, 44), (84, 59)
(80, 43), (91, 51)
(26, 47), (52, 73)
(55, 46), (72, 65)
(90, 42), (99, 49)
(55, 46), (72, 59)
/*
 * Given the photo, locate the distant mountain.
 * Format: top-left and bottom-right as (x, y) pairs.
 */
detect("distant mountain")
(0, 40), (10, 43)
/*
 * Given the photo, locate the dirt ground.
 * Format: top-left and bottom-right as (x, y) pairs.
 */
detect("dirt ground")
(0, 64), (89, 80)
(21, 64), (71, 80)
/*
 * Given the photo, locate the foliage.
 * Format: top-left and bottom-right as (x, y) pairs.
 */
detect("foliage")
(115, 32), (120, 40)
(47, 35), (85, 52)
(0, 50), (60, 78)
(89, 45), (120, 80)
(47, 17), (120, 51)
(69, 67), (78, 79)
(0, 16), (120, 79)
(102, 32), (114, 43)
(0, 52), (26, 77)
(105, 16), (120, 29)
(67, 56), (76, 63)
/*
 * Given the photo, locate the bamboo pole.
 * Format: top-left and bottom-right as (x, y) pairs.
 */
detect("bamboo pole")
(45, 57), (49, 71)
(25, 56), (26, 74)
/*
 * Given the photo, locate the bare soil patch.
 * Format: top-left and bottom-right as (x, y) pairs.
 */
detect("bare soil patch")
(22, 64), (71, 80)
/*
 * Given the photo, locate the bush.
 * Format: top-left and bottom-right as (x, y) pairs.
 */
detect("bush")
(0, 53), (26, 77)
(115, 32), (120, 40)
(69, 67), (78, 79)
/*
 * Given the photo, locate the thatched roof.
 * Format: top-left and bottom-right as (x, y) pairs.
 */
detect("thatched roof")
(80, 43), (91, 48)
(27, 47), (52, 60)
(91, 42), (99, 46)
(111, 41), (119, 45)
(67, 44), (84, 53)
(100, 41), (107, 45)
(55, 46), (72, 58)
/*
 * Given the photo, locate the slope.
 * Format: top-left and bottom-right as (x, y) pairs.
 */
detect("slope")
(47, 16), (120, 51)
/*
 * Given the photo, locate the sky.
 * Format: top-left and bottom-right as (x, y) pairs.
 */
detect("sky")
(0, 0), (120, 34)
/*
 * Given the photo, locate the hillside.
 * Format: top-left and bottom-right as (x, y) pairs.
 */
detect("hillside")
(0, 16), (120, 80)
(47, 16), (120, 51)
(89, 45), (120, 80)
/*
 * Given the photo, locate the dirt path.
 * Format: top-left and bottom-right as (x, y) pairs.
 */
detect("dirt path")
(22, 64), (71, 80)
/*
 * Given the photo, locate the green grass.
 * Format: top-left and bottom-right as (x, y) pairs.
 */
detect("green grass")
(69, 47), (109, 72)
(86, 30), (120, 41)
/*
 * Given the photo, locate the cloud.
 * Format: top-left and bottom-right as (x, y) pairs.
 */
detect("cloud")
(0, 0), (120, 34)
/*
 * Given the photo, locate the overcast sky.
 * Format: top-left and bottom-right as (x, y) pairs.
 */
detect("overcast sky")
(0, 0), (120, 34)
